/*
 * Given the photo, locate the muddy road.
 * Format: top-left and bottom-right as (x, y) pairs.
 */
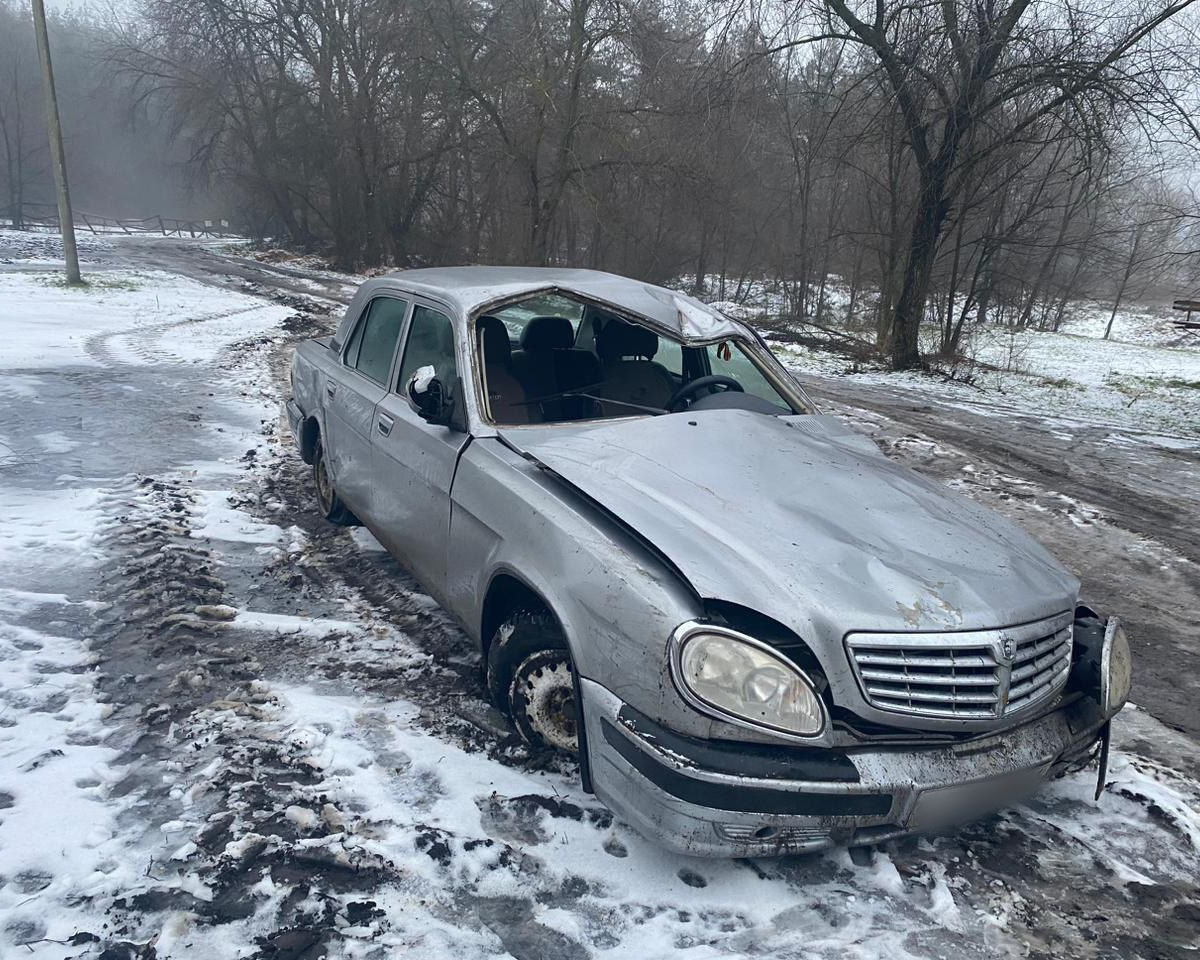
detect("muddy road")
(2, 239), (1198, 959)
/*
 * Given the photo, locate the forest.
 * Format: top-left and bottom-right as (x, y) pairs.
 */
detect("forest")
(4, 0), (1200, 367)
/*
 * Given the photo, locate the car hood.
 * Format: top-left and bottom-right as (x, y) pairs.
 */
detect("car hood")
(500, 410), (1078, 640)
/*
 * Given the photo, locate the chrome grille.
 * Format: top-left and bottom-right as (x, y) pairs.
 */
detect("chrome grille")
(845, 613), (1073, 721)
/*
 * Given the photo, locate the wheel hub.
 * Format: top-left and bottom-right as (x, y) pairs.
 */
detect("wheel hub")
(519, 660), (578, 753)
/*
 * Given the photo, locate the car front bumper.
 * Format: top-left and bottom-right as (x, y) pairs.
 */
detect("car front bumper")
(580, 678), (1110, 857)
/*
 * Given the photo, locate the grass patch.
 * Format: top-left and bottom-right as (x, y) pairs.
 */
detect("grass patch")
(37, 273), (143, 292)
(1109, 373), (1200, 392)
(1034, 375), (1075, 389)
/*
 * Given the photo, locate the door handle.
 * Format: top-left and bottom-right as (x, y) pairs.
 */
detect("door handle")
(326, 382), (337, 400)
(377, 413), (394, 437)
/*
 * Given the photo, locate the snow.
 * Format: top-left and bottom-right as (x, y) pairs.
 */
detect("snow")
(0, 597), (133, 952)
(0, 487), (105, 587)
(35, 431), (79, 453)
(223, 609), (366, 638)
(0, 270), (287, 369)
(2, 256), (1198, 957)
(696, 275), (1200, 440)
(0, 226), (112, 264)
(773, 326), (1200, 440)
(191, 489), (285, 545)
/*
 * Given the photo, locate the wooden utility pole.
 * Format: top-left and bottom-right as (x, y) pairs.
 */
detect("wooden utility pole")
(30, 0), (81, 284)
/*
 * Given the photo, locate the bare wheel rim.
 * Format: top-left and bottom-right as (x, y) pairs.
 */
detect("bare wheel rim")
(513, 655), (578, 753)
(314, 449), (334, 514)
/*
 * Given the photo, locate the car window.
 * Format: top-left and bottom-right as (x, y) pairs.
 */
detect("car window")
(343, 310), (367, 368)
(475, 290), (798, 425)
(656, 339), (684, 377)
(350, 297), (409, 384)
(703, 341), (791, 411)
(398, 305), (458, 391)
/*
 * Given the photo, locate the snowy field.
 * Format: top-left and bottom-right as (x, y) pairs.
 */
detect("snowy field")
(0, 226), (117, 266)
(1, 255), (1199, 958)
(703, 277), (1200, 442)
(771, 322), (1200, 442)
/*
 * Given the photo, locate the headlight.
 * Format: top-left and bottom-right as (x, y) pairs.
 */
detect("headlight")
(1101, 618), (1132, 714)
(670, 623), (825, 737)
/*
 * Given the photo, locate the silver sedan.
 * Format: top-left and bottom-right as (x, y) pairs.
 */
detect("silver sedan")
(286, 266), (1131, 856)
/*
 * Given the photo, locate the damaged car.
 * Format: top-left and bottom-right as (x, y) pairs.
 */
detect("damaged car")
(286, 266), (1132, 857)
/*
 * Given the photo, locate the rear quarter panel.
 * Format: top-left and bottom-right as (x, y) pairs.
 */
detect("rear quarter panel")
(291, 338), (338, 431)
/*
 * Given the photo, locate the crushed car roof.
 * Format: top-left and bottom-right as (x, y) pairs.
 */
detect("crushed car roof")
(365, 266), (744, 341)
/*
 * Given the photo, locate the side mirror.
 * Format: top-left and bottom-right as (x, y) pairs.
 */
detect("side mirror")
(407, 364), (451, 425)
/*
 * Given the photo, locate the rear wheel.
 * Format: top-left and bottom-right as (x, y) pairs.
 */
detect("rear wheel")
(487, 608), (579, 754)
(312, 437), (356, 526)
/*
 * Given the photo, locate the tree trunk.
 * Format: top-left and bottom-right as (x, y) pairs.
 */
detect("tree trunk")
(693, 235), (708, 297)
(891, 172), (952, 369)
(940, 213), (967, 354)
(1104, 222), (1144, 340)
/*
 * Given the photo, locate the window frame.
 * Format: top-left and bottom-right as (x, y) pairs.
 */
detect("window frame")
(469, 291), (809, 428)
(339, 295), (413, 389)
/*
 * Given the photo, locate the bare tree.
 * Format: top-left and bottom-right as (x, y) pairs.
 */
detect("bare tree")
(759, 0), (1200, 368)
(81, 0), (1200, 328)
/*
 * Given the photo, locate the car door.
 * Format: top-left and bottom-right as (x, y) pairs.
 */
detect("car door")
(371, 301), (470, 590)
(322, 295), (410, 518)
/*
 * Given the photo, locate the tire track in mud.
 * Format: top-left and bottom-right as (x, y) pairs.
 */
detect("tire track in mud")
(67, 304), (461, 953)
(85, 474), (421, 957)
(72, 320), (607, 957)
(85, 474), (617, 959)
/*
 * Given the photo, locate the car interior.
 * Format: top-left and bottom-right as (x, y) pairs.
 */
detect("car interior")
(475, 293), (797, 425)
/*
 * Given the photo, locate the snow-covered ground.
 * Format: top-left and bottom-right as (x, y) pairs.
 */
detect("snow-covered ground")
(760, 303), (1200, 442)
(2, 258), (1199, 958)
(691, 273), (1200, 441)
(0, 226), (115, 265)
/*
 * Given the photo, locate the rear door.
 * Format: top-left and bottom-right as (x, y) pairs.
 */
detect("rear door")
(323, 295), (410, 518)
(371, 301), (470, 590)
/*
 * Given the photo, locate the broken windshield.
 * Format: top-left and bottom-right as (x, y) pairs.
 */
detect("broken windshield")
(475, 293), (801, 425)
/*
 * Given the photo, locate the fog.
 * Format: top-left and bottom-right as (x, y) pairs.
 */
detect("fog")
(5, 0), (1200, 371)
(1, 0), (220, 225)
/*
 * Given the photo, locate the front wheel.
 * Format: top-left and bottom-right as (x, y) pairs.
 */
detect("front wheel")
(312, 437), (356, 526)
(487, 608), (580, 754)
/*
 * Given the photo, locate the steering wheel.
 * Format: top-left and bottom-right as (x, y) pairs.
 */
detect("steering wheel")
(666, 375), (743, 412)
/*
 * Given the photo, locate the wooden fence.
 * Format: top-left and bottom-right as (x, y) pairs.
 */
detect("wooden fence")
(5, 201), (238, 239)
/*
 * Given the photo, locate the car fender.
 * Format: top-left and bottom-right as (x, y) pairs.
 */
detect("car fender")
(448, 440), (694, 708)
(448, 437), (830, 745)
